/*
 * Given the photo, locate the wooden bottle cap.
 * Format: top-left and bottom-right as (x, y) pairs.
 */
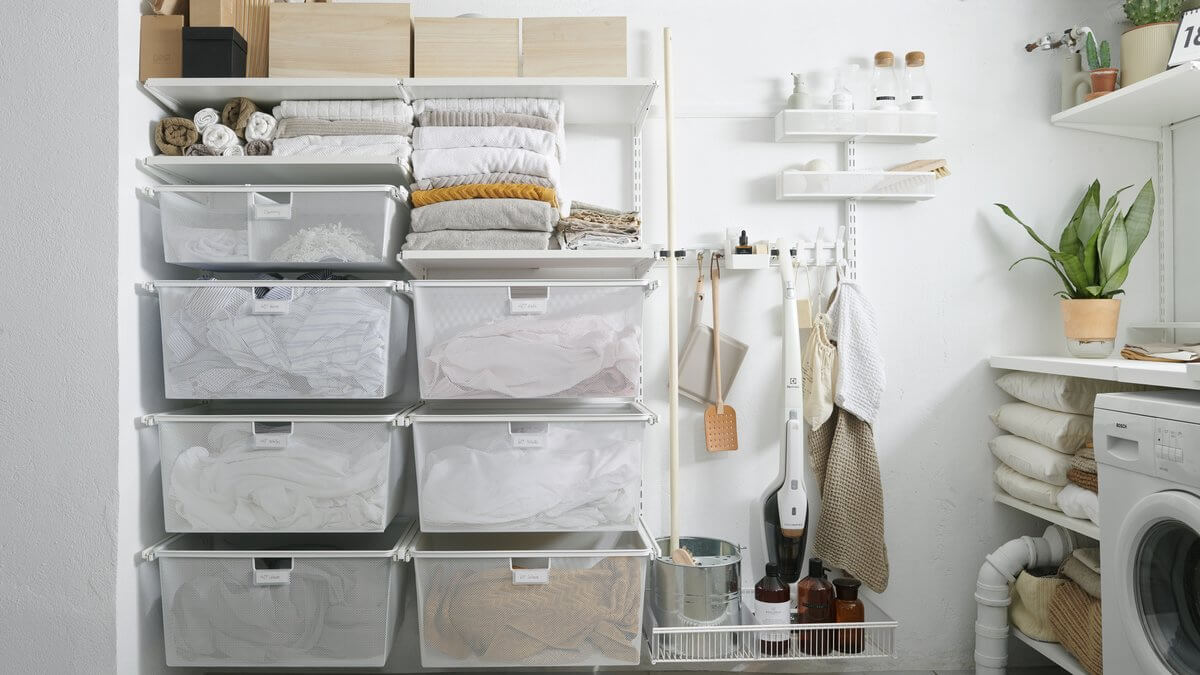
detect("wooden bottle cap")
(874, 51), (894, 67)
(906, 51), (925, 67)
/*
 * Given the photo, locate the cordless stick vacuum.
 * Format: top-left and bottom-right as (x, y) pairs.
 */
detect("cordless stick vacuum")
(763, 241), (809, 599)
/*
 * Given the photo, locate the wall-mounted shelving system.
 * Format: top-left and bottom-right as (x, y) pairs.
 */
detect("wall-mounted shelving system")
(989, 354), (1200, 390)
(1012, 627), (1089, 675)
(993, 493), (1099, 540)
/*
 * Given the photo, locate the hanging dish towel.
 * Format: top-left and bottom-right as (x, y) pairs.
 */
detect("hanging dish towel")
(803, 312), (836, 428)
(828, 281), (885, 424)
(807, 406), (889, 592)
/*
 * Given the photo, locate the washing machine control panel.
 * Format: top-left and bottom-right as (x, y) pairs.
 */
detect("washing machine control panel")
(1154, 418), (1200, 481)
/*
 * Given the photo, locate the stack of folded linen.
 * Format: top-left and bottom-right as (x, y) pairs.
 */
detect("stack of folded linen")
(403, 98), (564, 251)
(556, 202), (641, 250)
(270, 99), (414, 166)
(990, 372), (1151, 526)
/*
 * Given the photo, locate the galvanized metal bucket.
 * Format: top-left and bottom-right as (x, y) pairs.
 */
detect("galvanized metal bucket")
(651, 536), (743, 657)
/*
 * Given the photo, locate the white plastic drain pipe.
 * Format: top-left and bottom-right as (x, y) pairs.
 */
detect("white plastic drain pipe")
(974, 524), (1079, 674)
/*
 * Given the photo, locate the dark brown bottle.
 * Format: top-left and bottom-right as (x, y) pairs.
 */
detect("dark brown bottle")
(754, 563), (791, 655)
(795, 557), (835, 655)
(833, 577), (865, 653)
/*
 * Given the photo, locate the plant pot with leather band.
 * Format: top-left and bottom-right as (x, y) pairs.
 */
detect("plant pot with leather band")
(1121, 21), (1180, 85)
(1061, 298), (1121, 358)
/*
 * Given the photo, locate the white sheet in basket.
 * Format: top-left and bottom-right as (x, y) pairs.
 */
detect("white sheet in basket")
(169, 422), (388, 530)
(420, 426), (639, 529)
(420, 315), (640, 398)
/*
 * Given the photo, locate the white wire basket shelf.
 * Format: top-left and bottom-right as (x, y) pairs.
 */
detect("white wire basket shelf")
(644, 591), (897, 664)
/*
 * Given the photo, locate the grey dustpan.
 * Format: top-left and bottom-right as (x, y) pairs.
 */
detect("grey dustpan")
(679, 254), (748, 405)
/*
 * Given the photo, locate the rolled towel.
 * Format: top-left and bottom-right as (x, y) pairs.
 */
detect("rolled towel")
(244, 111), (277, 142)
(154, 117), (199, 156)
(222, 144), (245, 156)
(221, 97), (259, 139)
(245, 139), (272, 156)
(202, 124), (237, 151)
(192, 107), (220, 133)
(184, 144), (218, 156)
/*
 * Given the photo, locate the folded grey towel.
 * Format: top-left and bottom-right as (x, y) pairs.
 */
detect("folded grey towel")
(417, 110), (558, 133)
(412, 172), (555, 191)
(411, 199), (558, 233)
(402, 229), (552, 250)
(184, 143), (218, 156)
(245, 139), (272, 156)
(275, 118), (414, 139)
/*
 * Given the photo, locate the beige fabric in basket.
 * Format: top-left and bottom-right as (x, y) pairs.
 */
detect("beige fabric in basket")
(1048, 580), (1103, 675)
(808, 406), (889, 592)
(1010, 570), (1066, 642)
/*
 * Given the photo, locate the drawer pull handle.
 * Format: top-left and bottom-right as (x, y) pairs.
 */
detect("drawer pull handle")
(253, 557), (293, 585)
(510, 558), (551, 585)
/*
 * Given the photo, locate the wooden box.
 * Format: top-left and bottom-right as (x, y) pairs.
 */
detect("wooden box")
(269, 3), (412, 78)
(190, 0), (235, 27)
(232, 0), (270, 78)
(140, 14), (184, 81)
(522, 17), (627, 77)
(413, 17), (519, 77)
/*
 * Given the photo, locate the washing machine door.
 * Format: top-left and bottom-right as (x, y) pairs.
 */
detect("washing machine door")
(1117, 490), (1200, 675)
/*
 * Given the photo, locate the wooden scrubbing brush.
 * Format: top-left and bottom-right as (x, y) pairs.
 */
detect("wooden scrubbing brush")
(888, 159), (950, 178)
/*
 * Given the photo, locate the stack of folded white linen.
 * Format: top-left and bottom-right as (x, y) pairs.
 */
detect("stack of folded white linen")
(270, 100), (414, 169)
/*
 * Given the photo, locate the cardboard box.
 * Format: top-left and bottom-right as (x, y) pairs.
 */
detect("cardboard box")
(414, 17), (519, 77)
(270, 3), (412, 78)
(522, 17), (627, 77)
(140, 14), (184, 81)
(190, 0), (235, 27)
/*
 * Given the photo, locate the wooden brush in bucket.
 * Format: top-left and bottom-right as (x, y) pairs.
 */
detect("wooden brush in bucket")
(704, 254), (738, 452)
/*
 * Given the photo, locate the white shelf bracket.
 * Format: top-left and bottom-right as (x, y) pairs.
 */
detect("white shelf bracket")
(844, 139), (859, 281)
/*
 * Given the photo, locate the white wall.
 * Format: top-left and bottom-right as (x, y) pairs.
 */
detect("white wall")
(107, 1), (1161, 674)
(0, 3), (120, 673)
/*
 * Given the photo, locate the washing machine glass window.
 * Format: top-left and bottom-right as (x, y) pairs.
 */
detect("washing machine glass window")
(1134, 519), (1200, 672)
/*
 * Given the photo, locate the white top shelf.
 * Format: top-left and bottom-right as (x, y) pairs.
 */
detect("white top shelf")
(1011, 627), (1091, 675)
(989, 355), (1200, 390)
(774, 109), (938, 143)
(142, 76), (658, 128)
(777, 170), (937, 202)
(1051, 61), (1200, 141)
(994, 493), (1100, 540)
(398, 249), (658, 279)
(139, 155), (410, 186)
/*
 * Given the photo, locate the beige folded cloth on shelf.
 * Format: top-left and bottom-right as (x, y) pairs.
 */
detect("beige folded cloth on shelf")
(402, 230), (553, 251)
(1010, 569), (1066, 643)
(1060, 550), (1101, 599)
(275, 118), (414, 139)
(1121, 342), (1200, 363)
(417, 110), (559, 133)
(1074, 547), (1100, 574)
(413, 172), (555, 191)
(155, 117), (199, 156)
(411, 198), (557, 233)
(1048, 581), (1103, 675)
(221, 97), (258, 139)
(422, 557), (641, 664)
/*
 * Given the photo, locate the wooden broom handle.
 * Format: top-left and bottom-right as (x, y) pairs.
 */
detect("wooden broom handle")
(711, 253), (724, 412)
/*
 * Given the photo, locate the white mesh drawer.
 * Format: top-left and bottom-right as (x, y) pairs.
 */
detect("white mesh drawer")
(155, 185), (408, 271)
(411, 530), (651, 668)
(408, 402), (654, 532)
(149, 407), (410, 533)
(147, 520), (415, 668)
(151, 280), (409, 399)
(411, 280), (653, 399)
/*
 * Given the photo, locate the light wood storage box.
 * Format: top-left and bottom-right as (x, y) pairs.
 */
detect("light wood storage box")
(522, 17), (627, 77)
(233, 0), (270, 78)
(270, 2), (412, 78)
(413, 17), (519, 77)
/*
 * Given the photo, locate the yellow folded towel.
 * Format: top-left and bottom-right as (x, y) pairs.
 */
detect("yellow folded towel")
(411, 183), (558, 208)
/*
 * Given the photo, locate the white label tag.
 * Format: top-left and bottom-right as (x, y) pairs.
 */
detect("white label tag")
(755, 599), (791, 642)
(254, 203), (293, 220)
(254, 434), (289, 450)
(252, 299), (290, 315)
(509, 298), (548, 315)
(509, 422), (548, 448)
(254, 568), (291, 585)
(511, 434), (545, 448)
(512, 568), (550, 585)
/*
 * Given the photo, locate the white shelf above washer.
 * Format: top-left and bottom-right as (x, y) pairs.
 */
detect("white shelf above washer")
(1051, 61), (1200, 141)
(994, 493), (1100, 540)
(774, 109), (937, 143)
(139, 155), (411, 186)
(398, 249), (658, 279)
(142, 77), (404, 114)
(1011, 627), (1090, 675)
(989, 355), (1200, 390)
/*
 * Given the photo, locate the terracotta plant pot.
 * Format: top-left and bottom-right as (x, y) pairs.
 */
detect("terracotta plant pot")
(1122, 22), (1179, 86)
(1089, 68), (1119, 96)
(1060, 298), (1121, 358)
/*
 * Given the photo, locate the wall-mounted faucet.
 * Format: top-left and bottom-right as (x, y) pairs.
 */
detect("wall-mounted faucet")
(1025, 26), (1092, 53)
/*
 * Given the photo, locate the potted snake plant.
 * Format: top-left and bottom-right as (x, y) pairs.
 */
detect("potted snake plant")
(1085, 32), (1119, 99)
(997, 180), (1155, 358)
(1122, 0), (1183, 85)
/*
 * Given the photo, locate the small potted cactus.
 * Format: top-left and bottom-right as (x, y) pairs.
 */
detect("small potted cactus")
(1085, 32), (1119, 100)
(1122, 0), (1183, 85)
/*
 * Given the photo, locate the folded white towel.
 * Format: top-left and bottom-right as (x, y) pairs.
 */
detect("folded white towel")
(271, 135), (413, 160)
(413, 97), (561, 124)
(222, 143), (244, 156)
(412, 147), (559, 184)
(193, 108), (220, 132)
(244, 111), (277, 142)
(274, 99), (414, 124)
(413, 125), (558, 158)
(202, 123), (237, 151)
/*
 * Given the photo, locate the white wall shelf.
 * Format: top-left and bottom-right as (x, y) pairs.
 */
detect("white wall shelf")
(1011, 628), (1090, 675)
(994, 493), (1100, 540)
(774, 109), (937, 143)
(776, 170), (936, 202)
(142, 77), (405, 114)
(138, 156), (411, 186)
(1051, 61), (1200, 141)
(398, 249), (658, 279)
(989, 354), (1200, 390)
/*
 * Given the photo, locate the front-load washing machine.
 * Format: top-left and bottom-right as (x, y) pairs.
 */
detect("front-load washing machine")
(1095, 390), (1200, 674)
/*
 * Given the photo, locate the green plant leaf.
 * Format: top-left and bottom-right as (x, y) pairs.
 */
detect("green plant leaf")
(1101, 212), (1128, 281)
(996, 203), (1059, 256)
(1086, 32), (1100, 69)
(1097, 185), (1131, 254)
(1051, 249), (1092, 296)
(1101, 260), (1131, 296)
(1122, 180), (1156, 263)
(1084, 285), (1103, 297)
(1010, 256), (1078, 297)
(1076, 181), (1102, 247)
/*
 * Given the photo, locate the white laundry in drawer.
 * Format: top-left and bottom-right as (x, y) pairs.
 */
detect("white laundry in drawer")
(408, 401), (654, 532)
(148, 406), (411, 533)
(410, 280), (653, 399)
(151, 280), (410, 399)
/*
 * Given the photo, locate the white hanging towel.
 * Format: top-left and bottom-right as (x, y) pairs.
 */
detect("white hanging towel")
(828, 281), (885, 424)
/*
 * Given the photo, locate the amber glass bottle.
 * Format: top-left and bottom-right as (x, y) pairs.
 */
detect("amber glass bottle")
(754, 563), (791, 655)
(795, 557), (835, 655)
(833, 577), (865, 653)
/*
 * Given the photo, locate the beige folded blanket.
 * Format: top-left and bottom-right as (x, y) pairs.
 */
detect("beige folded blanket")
(413, 172), (555, 191)
(402, 230), (552, 251)
(1048, 581), (1103, 675)
(221, 97), (258, 139)
(155, 117), (199, 156)
(1060, 552), (1101, 599)
(411, 199), (557, 233)
(1010, 569), (1066, 642)
(275, 118), (414, 139)
(422, 557), (642, 664)
(417, 110), (558, 133)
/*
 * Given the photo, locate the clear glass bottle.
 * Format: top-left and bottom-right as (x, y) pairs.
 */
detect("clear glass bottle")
(830, 66), (855, 110)
(904, 51), (932, 111)
(795, 557), (835, 655)
(755, 563), (791, 656)
(833, 577), (865, 653)
(871, 51), (899, 110)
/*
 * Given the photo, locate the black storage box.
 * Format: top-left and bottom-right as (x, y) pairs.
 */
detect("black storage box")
(182, 27), (247, 78)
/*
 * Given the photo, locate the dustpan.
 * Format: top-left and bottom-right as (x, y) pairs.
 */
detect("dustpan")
(679, 252), (748, 405)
